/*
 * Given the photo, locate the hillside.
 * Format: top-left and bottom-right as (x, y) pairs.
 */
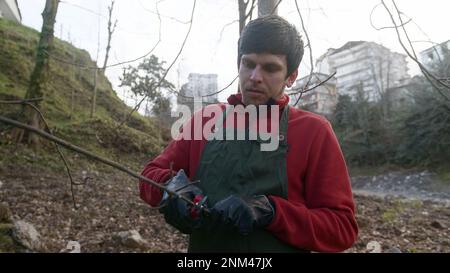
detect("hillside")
(0, 18), (175, 252)
(0, 17), (165, 162)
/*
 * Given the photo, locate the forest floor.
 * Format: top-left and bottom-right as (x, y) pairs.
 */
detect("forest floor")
(0, 160), (449, 253)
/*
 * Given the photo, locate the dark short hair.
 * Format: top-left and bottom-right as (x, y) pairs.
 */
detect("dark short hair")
(238, 15), (304, 78)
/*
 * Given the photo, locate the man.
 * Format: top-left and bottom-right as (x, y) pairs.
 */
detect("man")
(140, 15), (358, 252)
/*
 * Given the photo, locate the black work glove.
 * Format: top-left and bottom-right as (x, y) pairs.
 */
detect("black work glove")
(207, 195), (275, 235)
(159, 170), (205, 234)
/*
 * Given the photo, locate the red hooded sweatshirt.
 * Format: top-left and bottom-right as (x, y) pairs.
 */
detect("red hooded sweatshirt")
(140, 93), (358, 252)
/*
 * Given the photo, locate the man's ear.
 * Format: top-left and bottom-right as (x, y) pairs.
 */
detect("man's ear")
(285, 69), (298, 88)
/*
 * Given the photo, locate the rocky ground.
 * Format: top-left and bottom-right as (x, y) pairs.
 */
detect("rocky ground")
(0, 163), (449, 253)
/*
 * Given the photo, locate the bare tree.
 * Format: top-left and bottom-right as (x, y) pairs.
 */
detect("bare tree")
(238, 0), (256, 34)
(101, 0), (118, 74)
(15, 0), (60, 148)
(118, 0), (197, 128)
(90, 67), (99, 118)
(91, 0), (118, 118)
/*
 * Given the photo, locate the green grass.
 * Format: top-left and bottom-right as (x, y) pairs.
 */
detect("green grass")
(381, 198), (423, 224)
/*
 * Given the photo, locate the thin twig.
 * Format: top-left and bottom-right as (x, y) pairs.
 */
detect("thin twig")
(0, 99), (85, 209)
(270, 0), (283, 15)
(216, 19), (238, 48)
(202, 75), (239, 98)
(45, 0), (164, 71)
(293, 0), (314, 107)
(117, 0), (197, 129)
(288, 71), (336, 95)
(0, 98), (43, 104)
(137, 0), (191, 24)
(379, 0), (450, 101)
(0, 115), (204, 210)
(370, 3), (412, 31)
(177, 75), (238, 99)
(248, 0), (256, 20)
(391, 1), (449, 87)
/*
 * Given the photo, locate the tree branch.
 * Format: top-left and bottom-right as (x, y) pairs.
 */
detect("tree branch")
(270, 0), (283, 15)
(370, 2), (412, 31)
(379, 0), (450, 101)
(293, 0), (314, 106)
(177, 74), (239, 99)
(288, 71), (336, 95)
(0, 115), (205, 210)
(117, 0), (197, 129)
(0, 99), (85, 209)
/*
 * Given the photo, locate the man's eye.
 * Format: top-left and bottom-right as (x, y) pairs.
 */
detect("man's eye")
(264, 65), (281, 72)
(243, 60), (255, 68)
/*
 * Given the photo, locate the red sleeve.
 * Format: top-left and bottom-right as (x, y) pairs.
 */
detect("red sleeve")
(139, 105), (218, 207)
(267, 121), (358, 252)
(139, 108), (196, 207)
(139, 137), (191, 207)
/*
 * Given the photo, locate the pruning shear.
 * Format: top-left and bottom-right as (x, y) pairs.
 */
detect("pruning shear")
(190, 194), (209, 219)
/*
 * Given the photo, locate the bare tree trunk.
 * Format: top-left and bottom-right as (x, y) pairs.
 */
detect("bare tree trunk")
(101, 0), (117, 74)
(15, 0), (59, 148)
(91, 1), (117, 118)
(90, 68), (98, 118)
(70, 54), (75, 120)
(258, 0), (278, 17)
(238, 0), (256, 35)
(239, 0), (248, 35)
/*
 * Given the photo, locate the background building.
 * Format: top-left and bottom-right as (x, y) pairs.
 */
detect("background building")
(0, 0), (21, 23)
(291, 73), (337, 118)
(316, 41), (410, 102)
(177, 73), (219, 113)
(419, 39), (450, 69)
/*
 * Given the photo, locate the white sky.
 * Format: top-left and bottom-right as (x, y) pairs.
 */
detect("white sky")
(17, 0), (450, 106)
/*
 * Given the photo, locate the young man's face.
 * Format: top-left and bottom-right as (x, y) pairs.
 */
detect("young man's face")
(238, 53), (298, 106)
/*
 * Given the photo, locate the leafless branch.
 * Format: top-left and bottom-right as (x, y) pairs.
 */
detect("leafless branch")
(46, 36), (161, 70)
(0, 99), (86, 209)
(177, 75), (239, 100)
(217, 19), (238, 46)
(370, 3), (412, 31)
(138, 0), (191, 24)
(101, 0), (118, 73)
(293, 0), (314, 107)
(379, 0), (450, 101)
(270, 0), (283, 15)
(45, 0), (163, 71)
(288, 71), (336, 95)
(0, 98), (43, 104)
(59, 1), (105, 18)
(0, 115), (207, 211)
(117, 0), (197, 128)
(247, 0), (256, 21)
(60, 0), (189, 25)
(247, 1), (258, 29)
(203, 75), (239, 98)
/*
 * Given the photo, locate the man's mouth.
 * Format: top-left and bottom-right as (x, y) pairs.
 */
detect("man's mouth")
(246, 89), (264, 94)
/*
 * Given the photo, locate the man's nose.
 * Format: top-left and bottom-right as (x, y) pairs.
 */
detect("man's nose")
(250, 66), (263, 83)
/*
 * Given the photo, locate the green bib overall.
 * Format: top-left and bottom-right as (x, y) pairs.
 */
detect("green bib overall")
(189, 105), (305, 252)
